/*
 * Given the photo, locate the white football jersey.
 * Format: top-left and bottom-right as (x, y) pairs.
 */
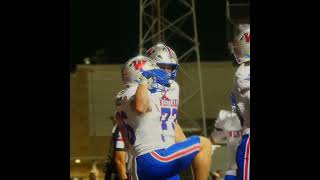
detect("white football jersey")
(154, 81), (180, 148)
(233, 63), (250, 130)
(116, 85), (167, 157)
(210, 110), (242, 172)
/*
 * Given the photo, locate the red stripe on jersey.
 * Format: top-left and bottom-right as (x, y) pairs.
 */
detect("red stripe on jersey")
(150, 144), (200, 162)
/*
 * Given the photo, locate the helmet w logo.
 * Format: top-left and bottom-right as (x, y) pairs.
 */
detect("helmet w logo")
(132, 60), (147, 70)
(242, 33), (250, 43)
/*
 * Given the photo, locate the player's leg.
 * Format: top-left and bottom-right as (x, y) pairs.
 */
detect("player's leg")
(133, 135), (211, 180)
(236, 134), (250, 180)
(167, 174), (180, 180)
(191, 136), (213, 180)
(225, 175), (237, 180)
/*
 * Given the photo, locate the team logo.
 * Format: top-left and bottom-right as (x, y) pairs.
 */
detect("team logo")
(131, 60), (147, 70)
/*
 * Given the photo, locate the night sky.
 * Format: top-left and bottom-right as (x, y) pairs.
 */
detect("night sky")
(71, 0), (230, 71)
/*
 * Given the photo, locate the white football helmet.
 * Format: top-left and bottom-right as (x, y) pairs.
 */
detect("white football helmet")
(233, 28), (250, 64)
(121, 55), (168, 92)
(121, 55), (157, 87)
(145, 43), (179, 80)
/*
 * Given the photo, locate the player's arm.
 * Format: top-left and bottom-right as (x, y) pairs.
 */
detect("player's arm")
(115, 109), (130, 146)
(133, 76), (151, 114)
(175, 122), (186, 142)
(131, 62), (169, 114)
(114, 127), (128, 180)
(114, 151), (128, 180)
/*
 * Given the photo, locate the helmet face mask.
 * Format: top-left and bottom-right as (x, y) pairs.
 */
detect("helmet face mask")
(233, 28), (250, 64)
(146, 43), (179, 80)
(157, 63), (179, 80)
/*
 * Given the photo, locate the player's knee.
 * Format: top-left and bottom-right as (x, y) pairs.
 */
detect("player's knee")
(199, 136), (212, 150)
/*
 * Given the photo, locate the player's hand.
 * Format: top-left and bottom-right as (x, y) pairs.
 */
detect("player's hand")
(136, 59), (170, 87)
(141, 69), (170, 87)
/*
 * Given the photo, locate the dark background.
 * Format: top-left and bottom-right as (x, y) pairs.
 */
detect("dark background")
(70, 0), (231, 72)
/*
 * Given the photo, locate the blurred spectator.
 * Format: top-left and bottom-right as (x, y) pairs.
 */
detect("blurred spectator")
(89, 161), (99, 180)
